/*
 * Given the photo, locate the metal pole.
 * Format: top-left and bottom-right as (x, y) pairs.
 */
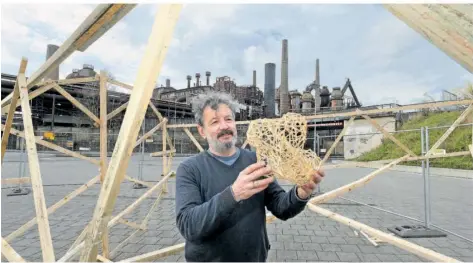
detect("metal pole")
(424, 126), (432, 228)
(139, 118), (145, 181)
(420, 127), (426, 228)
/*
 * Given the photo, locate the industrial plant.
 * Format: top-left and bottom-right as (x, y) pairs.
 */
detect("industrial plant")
(2, 39), (375, 157)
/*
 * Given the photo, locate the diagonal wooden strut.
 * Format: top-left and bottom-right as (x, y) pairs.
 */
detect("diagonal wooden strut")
(17, 73), (55, 261)
(309, 155), (410, 205)
(5, 175), (100, 242)
(318, 116), (355, 168)
(79, 5), (183, 261)
(183, 127), (204, 152)
(1, 58), (28, 163)
(307, 204), (460, 262)
(1, 238), (26, 262)
(426, 103), (473, 156)
(359, 111), (417, 157)
(2, 125), (100, 165)
(52, 83), (100, 126)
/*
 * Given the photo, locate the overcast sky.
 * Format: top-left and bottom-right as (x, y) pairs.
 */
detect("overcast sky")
(1, 4), (472, 106)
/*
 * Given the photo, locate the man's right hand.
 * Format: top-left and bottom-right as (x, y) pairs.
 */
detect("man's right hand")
(231, 162), (274, 202)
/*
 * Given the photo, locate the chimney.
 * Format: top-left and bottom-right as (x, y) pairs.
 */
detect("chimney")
(252, 70), (257, 87)
(44, 44), (60, 81)
(206, 71), (211, 86)
(315, 58), (320, 86)
(279, 39), (290, 115)
(187, 75), (192, 88)
(195, 73), (201, 87)
(166, 78), (170, 88)
(264, 63), (276, 117)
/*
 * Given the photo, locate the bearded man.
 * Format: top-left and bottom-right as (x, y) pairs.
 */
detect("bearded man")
(174, 92), (324, 262)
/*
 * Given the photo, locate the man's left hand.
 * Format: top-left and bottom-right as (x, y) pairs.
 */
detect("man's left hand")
(296, 169), (325, 200)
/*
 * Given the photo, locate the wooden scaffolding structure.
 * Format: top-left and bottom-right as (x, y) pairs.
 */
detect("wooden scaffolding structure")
(1, 3), (472, 262)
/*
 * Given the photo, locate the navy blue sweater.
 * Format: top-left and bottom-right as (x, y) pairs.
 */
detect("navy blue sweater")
(175, 149), (308, 262)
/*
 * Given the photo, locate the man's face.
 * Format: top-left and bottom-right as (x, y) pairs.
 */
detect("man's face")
(198, 103), (238, 153)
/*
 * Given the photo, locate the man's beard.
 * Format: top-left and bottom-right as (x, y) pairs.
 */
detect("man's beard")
(208, 129), (238, 153)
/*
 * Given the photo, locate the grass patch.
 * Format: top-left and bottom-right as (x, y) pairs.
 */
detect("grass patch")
(353, 111), (472, 170)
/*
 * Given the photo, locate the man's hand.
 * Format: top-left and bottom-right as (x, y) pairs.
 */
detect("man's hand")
(231, 162), (274, 202)
(296, 169), (325, 200)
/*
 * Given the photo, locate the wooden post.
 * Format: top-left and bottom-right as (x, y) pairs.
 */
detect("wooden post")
(17, 73), (55, 261)
(79, 5), (182, 261)
(1, 58), (28, 163)
(162, 118), (169, 193)
(100, 70), (108, 183)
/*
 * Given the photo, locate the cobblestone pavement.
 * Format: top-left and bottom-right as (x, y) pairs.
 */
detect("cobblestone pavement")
(2, 152), (472, 262)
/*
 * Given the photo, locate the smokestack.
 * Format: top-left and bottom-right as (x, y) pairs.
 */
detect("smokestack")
(195, 73), (201, 87)
(44, 44), (60, 80)
(264, 63), (276, 118)
(315, 58), (320, 86)
(187, 75), (192, 88)
(166, 79), (170, 88)
(206, 71), (211, 86)
(279, 39), (290, 115)
(253, 70), (256, 87)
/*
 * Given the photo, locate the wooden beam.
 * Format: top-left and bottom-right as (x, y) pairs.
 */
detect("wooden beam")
(52, 83), (100, 125)
(2, 125), (101, 165)
(1, 58), (28, 162)
(97, 255), (111, 262)
(2, 83), (57, 115)
(25, 5), (135, 90)
(5, 175), (100, 242)
(118, 218), (145, 230)
(426, 104), (473, 156)
(319, 116), (355, 168)
(469, 145), (473, 158)
(100, 70), (108, 183)
(58, 242), (84, 262)
(108, 173), (172, 227)
(134, 119), (165, 148)
(384, 4), (472, 73)
(107, 101), (128, 120)
(360, 113), (417, 157)
(17, 73), (55, 261)
(150, 149), (176, 157)
(125, 175), (154, 188)
(183, 127), (204, 152)
(1, 177), (31, 185)
(35, 76), (98, 87)
(108, 78), (133, 90)
(1, 238), (26, 262)
(110, 190), (164, 258)
(309, 155), (410, 205)
(118, 243), (185, 262)
(80, 5), (182, 260)
(149, 102), (175, 150)
(307, 204), (460, 262)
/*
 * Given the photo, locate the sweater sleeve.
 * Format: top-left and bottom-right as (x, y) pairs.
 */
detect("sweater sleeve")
(264, 179), (308, 221)
(175, 162), (239, 242)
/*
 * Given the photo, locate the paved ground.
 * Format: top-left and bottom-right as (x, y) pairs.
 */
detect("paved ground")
(2, 151), (473, 262)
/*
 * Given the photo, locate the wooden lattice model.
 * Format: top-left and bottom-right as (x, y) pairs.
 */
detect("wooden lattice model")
(246, 113), (321, 186)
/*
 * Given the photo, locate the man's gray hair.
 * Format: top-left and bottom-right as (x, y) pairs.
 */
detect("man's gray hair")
(191, 92), (240, 126)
